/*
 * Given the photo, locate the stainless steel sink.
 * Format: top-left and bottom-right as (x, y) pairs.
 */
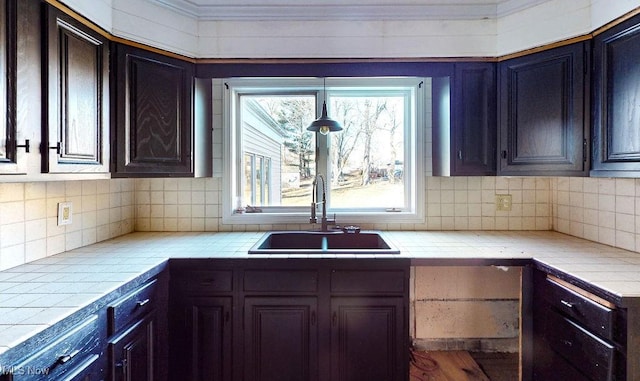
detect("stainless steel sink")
(248, 231), (400, 254)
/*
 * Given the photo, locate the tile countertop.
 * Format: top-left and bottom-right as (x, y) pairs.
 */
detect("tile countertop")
(1, 230), (640, 355)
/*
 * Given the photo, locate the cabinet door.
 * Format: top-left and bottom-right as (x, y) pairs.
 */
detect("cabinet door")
(592, 14), (640, 177)
(330, 297), (405, 381)
(109, 315), (155, 381)
(498, 42), (587, 175)
(0, 0), (23, 174)
(244, 296), (318, 381)
(452, 62), (496, 175)
(112, 43), (194, 177)
(43, 5), (109, 173)
(183, 296), (232, 381)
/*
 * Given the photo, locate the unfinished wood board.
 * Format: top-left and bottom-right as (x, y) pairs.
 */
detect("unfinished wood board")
(410, 350), (490, 381)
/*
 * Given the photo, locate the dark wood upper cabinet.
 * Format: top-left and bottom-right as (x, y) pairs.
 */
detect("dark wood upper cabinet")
(452, 62), (496, 175)
(498, 42), (588, 176)
(0, 0), (21, 174)
(111, 43), (197, 177)
(43, 5), (109, 173)
(592, 13), (640, 177)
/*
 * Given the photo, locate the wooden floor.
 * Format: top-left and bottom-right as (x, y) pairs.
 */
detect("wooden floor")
(470, 352), (519, 381)
(410, 350), (519, 381)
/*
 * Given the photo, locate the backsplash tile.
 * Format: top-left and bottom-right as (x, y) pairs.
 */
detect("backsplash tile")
(134, 176), (552, 233)
(552, 177), (640, 252)
(0, 179), (134, 271)
(0, 175), (638, 269)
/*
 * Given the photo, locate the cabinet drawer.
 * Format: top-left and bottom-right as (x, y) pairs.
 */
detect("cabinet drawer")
(10, 315), (101, 381)
(58, 354), (100, 381)
(244, 270), (318, 292)
(174, 270), (233, 294)
(543, 277), (614, 340)
(331, 270), (405, 294)
(108, 279), (158, 335)
(533, 351), (591, 381)
(544, 311), (615, 381)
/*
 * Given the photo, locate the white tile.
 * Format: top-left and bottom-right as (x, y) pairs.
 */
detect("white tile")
(0, 223), (25, 248)
(65, 181), (82, 196)
(25, 219), (46, 241)
(599, 178), (615, 195)
(616, 178), (635, 196)
(46, 182), (65, 198)
(615, 195), (634, 216)
(0, 201), (25, 225)
(0, 245), (25, 270)
(0, 183), (24, 203)
(81, 180), (98, 195)
(599, 194), (615, 212)
(24, 183), (45, 200)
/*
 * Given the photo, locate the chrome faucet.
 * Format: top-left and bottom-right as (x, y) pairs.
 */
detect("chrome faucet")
(310, 174), (336, 231)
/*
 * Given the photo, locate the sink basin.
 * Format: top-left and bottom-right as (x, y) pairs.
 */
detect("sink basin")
(248, 231), (400, 255)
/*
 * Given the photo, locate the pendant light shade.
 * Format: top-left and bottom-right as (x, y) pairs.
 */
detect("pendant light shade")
(307, 78), (343, 135)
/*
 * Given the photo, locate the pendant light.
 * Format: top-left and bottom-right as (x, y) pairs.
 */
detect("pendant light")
(307, 78), (343, 135)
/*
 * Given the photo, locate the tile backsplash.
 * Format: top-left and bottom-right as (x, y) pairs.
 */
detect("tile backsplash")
(1, 175), (639, 269)
(0, 179), (134, 270)
(552, 177), (640, 252)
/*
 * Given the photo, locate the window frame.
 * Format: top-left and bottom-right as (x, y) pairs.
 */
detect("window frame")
(222, 77), (425, 226)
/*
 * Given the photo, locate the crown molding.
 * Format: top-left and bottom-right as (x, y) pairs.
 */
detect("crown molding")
(150, 0), (550, 21)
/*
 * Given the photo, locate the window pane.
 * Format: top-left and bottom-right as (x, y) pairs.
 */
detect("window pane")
(329, 94), (406, 209)
(264, 158), (271, 204)
(256, 156), (263, 204)
(240, 95), (315, 207)
(244, 154), (254, 205)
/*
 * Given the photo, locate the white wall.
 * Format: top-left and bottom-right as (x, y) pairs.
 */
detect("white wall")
(58, 0), (113, 32)
(591, 0), (640, 31)
(197, 19), (497, 58)
(497, 0), (591, 56)
(59, 0), (640, 58)
(111, 0), (198, 57)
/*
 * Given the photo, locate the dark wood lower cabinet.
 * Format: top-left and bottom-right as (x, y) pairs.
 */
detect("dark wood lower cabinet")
(186, 297), (233, 381)
(331, 297), (405, 381)
(108, 314), (155, 381)
(244, 297), (318, 381)
(169, 259), (410, 381)
(528, 268), (626, 381)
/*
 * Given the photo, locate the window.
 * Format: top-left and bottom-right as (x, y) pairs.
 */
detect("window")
(223, 77), (425, 225)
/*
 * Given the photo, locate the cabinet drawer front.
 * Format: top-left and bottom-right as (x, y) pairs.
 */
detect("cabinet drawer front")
(108, 279), (158, 334)
(543, 277), (614, 340)
(544, 311), (615, 381)
(533, 351), (591, 381)
(174, 270), (233, 294)
(331, 270), (406, 294)
(244, 270), (318, 292)
(11, 315), (100, 381)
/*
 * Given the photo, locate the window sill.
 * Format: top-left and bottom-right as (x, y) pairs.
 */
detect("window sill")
(222, 210), (424, 226)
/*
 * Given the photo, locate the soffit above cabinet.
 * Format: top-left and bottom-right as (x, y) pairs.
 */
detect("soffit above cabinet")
(150, 0), (552, 20)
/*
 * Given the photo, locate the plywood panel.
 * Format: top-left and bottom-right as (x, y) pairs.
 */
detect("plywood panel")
(414, 266), (520, 299)
(415, 300), (519, 339)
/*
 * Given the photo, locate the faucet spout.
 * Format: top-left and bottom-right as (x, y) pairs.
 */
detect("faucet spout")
(310, 174), (336, 231)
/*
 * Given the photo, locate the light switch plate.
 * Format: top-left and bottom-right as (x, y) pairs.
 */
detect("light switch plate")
(57, 202), (73, 226)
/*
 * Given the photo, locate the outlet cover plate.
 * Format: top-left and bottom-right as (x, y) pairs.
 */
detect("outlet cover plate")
(495, 194), (512, 211)
(57, 202), (73, 226)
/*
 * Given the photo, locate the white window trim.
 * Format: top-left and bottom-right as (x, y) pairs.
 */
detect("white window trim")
(222, 77), (425, 226)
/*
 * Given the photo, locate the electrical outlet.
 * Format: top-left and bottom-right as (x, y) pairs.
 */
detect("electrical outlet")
(495, 194), (512, 211)
(57, 202), (73, 226)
